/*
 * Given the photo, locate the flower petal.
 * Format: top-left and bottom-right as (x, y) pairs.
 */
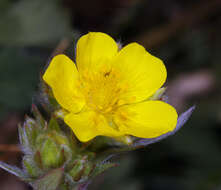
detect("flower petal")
(43, 54), (85, 113)
(64, 111), (123, 142)
(133, 106), (195, 147)
(112, 43), (167, 104)
(114, 100), (178, 138)
(76, 32), (118, 75)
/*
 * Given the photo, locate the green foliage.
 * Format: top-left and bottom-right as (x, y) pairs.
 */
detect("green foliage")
(0, 48), (43, 119)
(32, 168), (64, 190)
(0, 103), (121, 189)
(0, 0), (72, 45)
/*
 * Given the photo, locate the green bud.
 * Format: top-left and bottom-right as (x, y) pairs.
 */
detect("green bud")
(69, 158), (86, 181)
(1, 104), (124, 189)
(40, 138), (62, 168)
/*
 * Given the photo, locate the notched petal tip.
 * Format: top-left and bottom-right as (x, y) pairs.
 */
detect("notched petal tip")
(112, 42), (167, 104)
(76, 32), (118, 74)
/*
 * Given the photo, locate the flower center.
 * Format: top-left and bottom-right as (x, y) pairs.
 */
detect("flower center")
(80, 68), (127, 114)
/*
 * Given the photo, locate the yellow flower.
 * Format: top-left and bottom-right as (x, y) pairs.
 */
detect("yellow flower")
(43, 32), (178, 142)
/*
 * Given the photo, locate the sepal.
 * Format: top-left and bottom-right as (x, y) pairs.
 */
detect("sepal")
(149, 87), (166, 100)
(0, 161), (31, 181)
(90, 161), (118, 178)
(23, 155), (43, 178)
(32, 104), (46, 129)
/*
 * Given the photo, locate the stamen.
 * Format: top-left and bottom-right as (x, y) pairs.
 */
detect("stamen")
(81, 67), (127, 120)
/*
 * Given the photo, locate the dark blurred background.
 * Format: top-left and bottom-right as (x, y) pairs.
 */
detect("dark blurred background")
(0, 0), (221, 189)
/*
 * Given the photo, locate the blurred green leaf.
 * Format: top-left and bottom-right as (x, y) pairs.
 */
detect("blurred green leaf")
(0, 47), (43, 118)
(0, 0), (72, 45)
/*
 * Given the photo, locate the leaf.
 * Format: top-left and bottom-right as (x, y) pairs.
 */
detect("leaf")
(133, 106), (195, 147)
(0, 161), (30, 181)
(33, 168), (64, 190)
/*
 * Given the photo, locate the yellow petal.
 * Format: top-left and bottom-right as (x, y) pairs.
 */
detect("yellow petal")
(114, 100), (178, 138)
(43, 54), (85, 113)
(112, 43), (167, 104)
(64, 111), (123, 142)
(76, 32), (118, 75)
